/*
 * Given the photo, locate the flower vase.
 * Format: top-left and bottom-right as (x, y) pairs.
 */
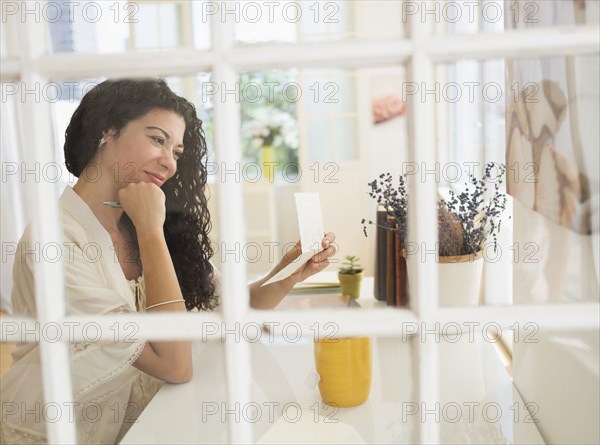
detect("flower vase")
(261, 145), (275, 181)
(406, 250), (484, 306)
(314, 337), (372, 407)
(438, 250), (484, 306)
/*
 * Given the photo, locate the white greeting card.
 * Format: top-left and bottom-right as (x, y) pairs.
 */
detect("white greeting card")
(261, 193), (324, 286)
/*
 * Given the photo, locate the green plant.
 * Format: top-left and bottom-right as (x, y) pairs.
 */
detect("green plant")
(339, 255), (364, 275)
(362, 162), (510, 256)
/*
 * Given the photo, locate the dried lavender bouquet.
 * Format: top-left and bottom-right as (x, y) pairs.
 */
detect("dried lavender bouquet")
(362, 162), (509, 256)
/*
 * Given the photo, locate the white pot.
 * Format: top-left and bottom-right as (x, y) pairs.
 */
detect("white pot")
(406, 250), (484, 306)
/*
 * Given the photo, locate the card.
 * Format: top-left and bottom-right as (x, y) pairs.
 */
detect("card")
(261, 193), (325, 286)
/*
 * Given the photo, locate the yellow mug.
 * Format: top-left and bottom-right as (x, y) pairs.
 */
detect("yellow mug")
(314, 337), (372, 407)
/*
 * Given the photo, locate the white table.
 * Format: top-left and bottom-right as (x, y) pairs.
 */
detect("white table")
(121, 278), (545, 444)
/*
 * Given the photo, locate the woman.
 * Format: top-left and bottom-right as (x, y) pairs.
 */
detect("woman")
(1, 78), (336, 444)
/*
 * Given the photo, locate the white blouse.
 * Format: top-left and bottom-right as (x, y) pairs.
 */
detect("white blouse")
(1, 186), (165, 444)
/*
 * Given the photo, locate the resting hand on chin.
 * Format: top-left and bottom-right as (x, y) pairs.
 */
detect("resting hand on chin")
(118, 182), (165, 234)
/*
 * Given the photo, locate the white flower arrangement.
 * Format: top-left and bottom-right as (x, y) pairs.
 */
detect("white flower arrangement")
(242, 108), (298, 150)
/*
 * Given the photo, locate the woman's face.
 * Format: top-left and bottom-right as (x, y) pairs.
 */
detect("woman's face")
(102, 108), (186, 188)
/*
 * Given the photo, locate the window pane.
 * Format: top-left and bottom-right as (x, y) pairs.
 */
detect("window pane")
(0, 17), (9, 57)
(118, 336), (416, 444)
(83, 340), (227, 444)
(239, 70), (299, 177)
(249, 335), (416, 443)
(167, 73), (214, 157)
(298, 0), (354, 43)
(433, 0), (599, 35)
(47, 1), (210, 54)
(307, 119), (329, 162)
(506, 53), (599, 306)
(49, 1), (129, 53)
(435, 59), (505, 172)
(432, 53), (599, 307)
(333, 117), (358, 161)
(234, 0), (405, 44)
(1, 85), (27, 313)
(47, 75), (213, 190)
(437, 333), (534, 444)
(234, 1), (296, 44)
(301, 68), (358, 163)
(134, 2), (187, 49)
(212, 65), (409, 282)
(303, 69), (357, 116)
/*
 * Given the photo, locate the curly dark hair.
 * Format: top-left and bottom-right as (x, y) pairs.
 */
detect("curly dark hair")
(64, 78), (217, 311)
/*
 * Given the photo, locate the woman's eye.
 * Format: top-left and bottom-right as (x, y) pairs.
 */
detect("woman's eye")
(151, 136), (165, 145)
(173, 151), (184, 161)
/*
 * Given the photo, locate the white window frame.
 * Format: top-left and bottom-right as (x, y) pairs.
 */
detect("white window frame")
(1, 1), (599, 443)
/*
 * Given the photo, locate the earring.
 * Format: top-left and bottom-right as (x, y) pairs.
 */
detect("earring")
(98, 137), (107, 147)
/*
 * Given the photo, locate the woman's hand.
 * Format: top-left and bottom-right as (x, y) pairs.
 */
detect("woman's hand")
(248, 232), (337, 309)
(286, 232), (337, 284)
(118, 182), (166, 234)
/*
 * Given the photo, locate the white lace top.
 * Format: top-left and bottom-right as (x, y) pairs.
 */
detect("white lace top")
(0, 187), (163, 445)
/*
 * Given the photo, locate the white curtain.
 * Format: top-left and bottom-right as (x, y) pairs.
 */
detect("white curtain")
(1, 91), (27, 313)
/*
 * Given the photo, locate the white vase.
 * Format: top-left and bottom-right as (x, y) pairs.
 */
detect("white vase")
(406, 250), (484, 306)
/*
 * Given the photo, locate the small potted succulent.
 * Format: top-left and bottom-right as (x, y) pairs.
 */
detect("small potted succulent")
(338, 255), (364, 298)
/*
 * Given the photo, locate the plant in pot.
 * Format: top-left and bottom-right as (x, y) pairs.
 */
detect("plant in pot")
(362, 162), (510, 306)
(338, 255), (364, 298)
